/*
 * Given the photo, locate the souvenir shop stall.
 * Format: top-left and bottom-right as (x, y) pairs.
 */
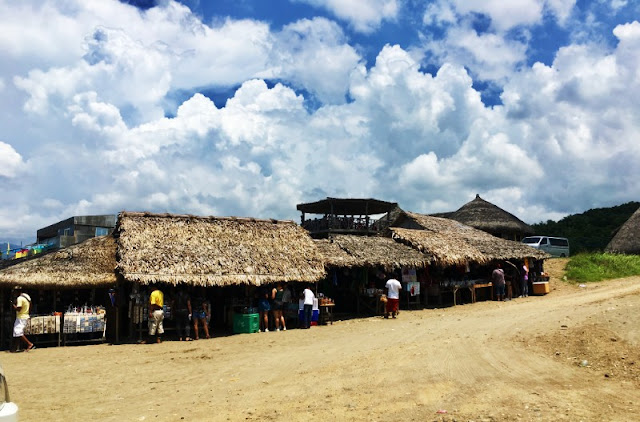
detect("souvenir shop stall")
(0, 287), (109, 349)
(59, 289), (107, 345)
(317, 265), (427, 316)
(0, 235), (118, 349)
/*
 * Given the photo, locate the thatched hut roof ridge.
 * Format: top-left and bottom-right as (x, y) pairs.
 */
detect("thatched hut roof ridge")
(605, 205), (640, 254)
(448, 194), (534, 236)
(118, 211), (295, 225)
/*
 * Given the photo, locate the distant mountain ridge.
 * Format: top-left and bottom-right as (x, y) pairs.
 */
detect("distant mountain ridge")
(531, 201), (640, 254)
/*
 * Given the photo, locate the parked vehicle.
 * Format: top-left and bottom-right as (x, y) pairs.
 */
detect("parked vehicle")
(0, 365), (18, 421)
(522, 236), (570, 257)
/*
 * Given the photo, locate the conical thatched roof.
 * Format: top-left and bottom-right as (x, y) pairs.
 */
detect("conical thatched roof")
(315, 235), (432, 271)
(0, 235), (117, 288)
(115, 212), (326, 286)
(448, 194), (534, 237)
(605, 206), (640, 254)
(391, 212), (548, 266)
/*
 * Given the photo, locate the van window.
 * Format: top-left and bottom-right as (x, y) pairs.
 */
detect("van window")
(522, 237), (541, 244)
(549, 238), (569, 247)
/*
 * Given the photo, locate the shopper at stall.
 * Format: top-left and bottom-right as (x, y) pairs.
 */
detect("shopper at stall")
(272, 283), (286, 331)
(11, 288), (34, 352)
(258, 286), (272, 332)
(492, 263), (506, 301)
(384, 275), (402, 319)
(173, 288), (192, 341)
(521, 263), (529, 298)
(192, 287), (211, 340)
(302, 285), (315, 329)
(147, 285), (164, 344)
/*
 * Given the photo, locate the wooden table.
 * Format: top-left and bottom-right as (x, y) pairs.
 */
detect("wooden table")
(472, 282), (493, 303)
(319, 303), (334, 325)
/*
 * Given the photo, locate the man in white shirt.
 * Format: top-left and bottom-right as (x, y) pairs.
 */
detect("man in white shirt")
(302, 286), (315, 329)
(385, 276), (402, 319)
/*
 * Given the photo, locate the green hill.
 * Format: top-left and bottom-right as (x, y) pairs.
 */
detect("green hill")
(530, 201), (640, 254)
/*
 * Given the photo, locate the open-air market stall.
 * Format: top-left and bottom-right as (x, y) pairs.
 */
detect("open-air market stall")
(115, 211), (326, 337)
(0, 235), (117, 349)
(389, 211), (550, 304)
(314, 235), (433, 316)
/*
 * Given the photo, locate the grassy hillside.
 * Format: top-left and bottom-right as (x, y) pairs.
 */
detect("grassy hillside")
(531, 201), (640, 253)
(565, 253), (640, 283)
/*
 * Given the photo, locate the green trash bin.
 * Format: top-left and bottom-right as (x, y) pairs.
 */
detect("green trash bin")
(233, 313), (259, 334)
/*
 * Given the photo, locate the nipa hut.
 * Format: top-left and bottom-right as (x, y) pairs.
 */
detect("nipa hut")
(605, 205), (640, 254)
(115, 211), (326, 286)
(390, 211), (548, 266)
(447, 194), (534, 241)
(313, 234), (433, 314)
(315, 235), (432, 271)
(0, 235), (117, 289)
(0, 235), (117, 348)
(390, 212), (548, 303)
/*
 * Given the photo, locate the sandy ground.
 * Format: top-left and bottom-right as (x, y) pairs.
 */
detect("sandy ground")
(5, 258), (640, 421)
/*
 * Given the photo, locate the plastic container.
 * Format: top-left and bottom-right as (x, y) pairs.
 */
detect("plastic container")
(233, 313), (259, 334)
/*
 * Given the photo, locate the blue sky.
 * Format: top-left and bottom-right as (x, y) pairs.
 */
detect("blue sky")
(1, 0), (639, 245)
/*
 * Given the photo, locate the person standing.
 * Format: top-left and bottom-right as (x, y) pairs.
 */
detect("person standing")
(492, 264), (506, 301)
(258, 287), (272, 332)
(192, 287), (211, 339)
(173, 288), (192, 341)
(147, 285), (164, 343)
(521, 263), (529, 298)
(302, 285), (315, 329)
(272, 284), (286, 331)
(385, 276), (402, 319)
(11, 289), (34, 352)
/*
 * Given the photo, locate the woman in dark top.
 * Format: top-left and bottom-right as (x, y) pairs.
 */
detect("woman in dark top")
(173, 288), (192, 341)
(272, 283), (286, 331)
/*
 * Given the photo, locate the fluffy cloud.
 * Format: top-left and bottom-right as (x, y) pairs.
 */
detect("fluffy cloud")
(424, 26), (528, 82)
(0, 142), (25, 178)
(270, 18), (362, 104)
(437, 0), (576, 31)
(421, 0), (577, 84)
(294, 0), (399, 33)
(1, 0), (640, 243)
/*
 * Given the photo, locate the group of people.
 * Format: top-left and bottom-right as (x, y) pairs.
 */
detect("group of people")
(144, 285), (211, 344)
(257, 283), (290, 332)
(257, 283), (318, 331)
(491, 262), (530, 301)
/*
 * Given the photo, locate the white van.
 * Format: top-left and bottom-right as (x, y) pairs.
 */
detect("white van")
(522, 236), (570, 257)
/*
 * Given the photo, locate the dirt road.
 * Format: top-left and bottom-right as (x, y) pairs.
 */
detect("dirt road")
(5, 259), (640, 421)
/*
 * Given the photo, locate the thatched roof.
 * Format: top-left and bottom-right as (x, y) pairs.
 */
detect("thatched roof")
(391, 212), (548, 266)
(0, 235), (117, 288)
(314, 238), (359, 268)
(315, 235), (431, 270)
(115, 212), (326, 286)
(605, 206), (640, 254)
(448, 194), (534, 236)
